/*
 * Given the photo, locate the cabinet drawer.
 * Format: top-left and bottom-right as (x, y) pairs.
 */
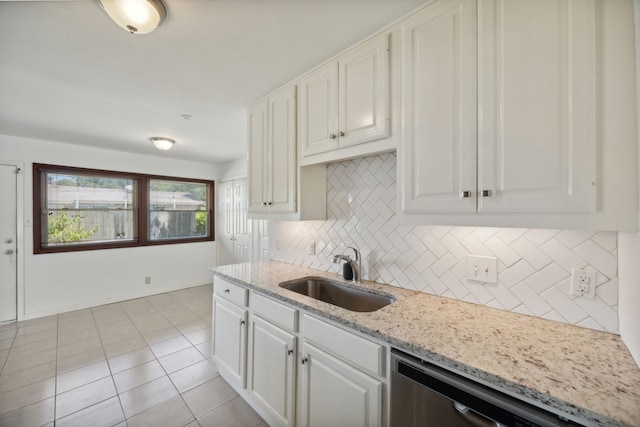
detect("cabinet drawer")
(302, 314), (384, 377)
(214, 277), (248, 307)
(250, 292), (298, 332)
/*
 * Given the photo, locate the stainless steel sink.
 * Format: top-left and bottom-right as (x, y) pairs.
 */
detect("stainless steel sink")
(279, 277), (395, 312)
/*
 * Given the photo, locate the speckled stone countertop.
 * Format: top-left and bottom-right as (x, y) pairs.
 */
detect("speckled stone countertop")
(210, 261), (640, 427)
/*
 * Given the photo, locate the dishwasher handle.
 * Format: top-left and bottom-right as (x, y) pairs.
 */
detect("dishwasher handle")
(454, 402), (503, 427)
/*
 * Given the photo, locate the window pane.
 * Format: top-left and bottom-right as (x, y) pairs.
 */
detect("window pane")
(149, 179), (209, 240)
(44, 172), (137, 246)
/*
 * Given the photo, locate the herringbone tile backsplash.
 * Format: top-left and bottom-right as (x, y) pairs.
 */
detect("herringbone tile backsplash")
(270, 153), (619, 333)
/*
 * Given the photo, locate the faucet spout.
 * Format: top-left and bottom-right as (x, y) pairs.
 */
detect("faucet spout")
(332, 247), (362, 283)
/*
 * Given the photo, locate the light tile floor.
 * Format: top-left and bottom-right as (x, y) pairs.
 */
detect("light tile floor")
(0, 284), (266, 427)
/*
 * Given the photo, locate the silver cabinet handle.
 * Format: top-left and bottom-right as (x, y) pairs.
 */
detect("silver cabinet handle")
(339, 131), (345, 137)
(461, 191), (472, 198)
(240, 320), (245, 325)
(329, 133), (337, 139)
(4, 238), (12, 244)
(481, 190), (491, 197)
(301, 357), (308, 364)
(4, 249), (14, 255)
(224, 289), (230, 293)
(287, 348), (293, 356)
(262, 202), (267, 206)
(267, 202), (273, 206)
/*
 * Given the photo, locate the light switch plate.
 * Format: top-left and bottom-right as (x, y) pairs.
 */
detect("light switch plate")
(466, 255), (498, 284)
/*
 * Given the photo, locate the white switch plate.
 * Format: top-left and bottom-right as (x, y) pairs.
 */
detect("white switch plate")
(466, 255), (498, 284)
(570, 269), (597, 298)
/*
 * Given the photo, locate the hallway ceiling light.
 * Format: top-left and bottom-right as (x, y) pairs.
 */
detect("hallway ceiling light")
(150, 137), (175, 151)
(96, 0), (167, 35)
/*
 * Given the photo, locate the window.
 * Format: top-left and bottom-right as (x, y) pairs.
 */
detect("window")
(33, 164), (214, 254)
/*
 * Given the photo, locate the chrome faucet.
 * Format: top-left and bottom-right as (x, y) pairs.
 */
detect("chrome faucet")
(332, 246), (361, 283)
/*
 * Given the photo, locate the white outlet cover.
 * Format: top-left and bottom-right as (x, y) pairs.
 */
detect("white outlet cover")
(570, 269), (597, 298)
(466, 255), (498, 284)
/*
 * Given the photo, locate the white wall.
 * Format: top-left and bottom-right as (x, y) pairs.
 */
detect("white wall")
(618, 0), (640, 367)
(217, 157), (247, 182)
(1, 134), (220, 319)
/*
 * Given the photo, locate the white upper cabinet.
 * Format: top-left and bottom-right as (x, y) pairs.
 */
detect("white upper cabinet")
(400, 0), (477, 214)
(299, 63), (339, 156)
(248, 99), (269, 214)
(477, 0), (595, 213)
(300, 33), (390, 162)
(399, 0), (637, 230)
(248, 85), (297, 216)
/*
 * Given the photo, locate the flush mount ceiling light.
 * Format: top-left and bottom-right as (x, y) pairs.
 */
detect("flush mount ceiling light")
(96, 0), (167, 35)
(150, 137), (175, 151)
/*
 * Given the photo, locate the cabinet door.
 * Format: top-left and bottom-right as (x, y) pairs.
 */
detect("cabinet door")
(247, 315), (296, 427)
(268, 85), (297, 213)
(478, 0), (595, 213)
(399, 0), (477, 213)
(339, 33), (390, 148)
(212, 297), (247, 387)
(299, 63), (339, 156)
(299, 343), (382, 427)
(248, 100), (269, 213)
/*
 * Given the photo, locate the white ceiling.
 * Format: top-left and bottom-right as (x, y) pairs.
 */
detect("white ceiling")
(0, 0), (427, 164)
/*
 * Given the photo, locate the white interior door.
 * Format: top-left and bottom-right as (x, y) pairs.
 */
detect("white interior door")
(0, 164), (17, 323)
(232, 179), (251, 263)
(217, 178), (251, 265)
(217, 180), (235, 266)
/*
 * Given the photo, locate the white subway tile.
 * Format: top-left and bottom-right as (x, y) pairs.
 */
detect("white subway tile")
(270, 153), (619, 334)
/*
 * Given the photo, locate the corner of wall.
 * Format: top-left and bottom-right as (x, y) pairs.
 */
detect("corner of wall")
(618, 0), (640, 368)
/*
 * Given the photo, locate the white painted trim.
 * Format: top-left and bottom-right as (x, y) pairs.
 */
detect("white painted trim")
(0, 159), (25, 322)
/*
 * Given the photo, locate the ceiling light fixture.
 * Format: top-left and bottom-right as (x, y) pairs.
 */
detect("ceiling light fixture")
(150, 137), (175, 151)
(96, 0), (167, 35)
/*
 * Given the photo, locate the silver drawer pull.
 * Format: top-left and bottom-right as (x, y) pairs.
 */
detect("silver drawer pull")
(461, 191), (472, 198)
(224, 289), (230, 293)
(481, 190), (491, 197)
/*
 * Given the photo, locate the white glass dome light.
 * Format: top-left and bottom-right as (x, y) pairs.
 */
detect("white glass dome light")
(150, 137), (175, 151)
(96, 0), (167, 35)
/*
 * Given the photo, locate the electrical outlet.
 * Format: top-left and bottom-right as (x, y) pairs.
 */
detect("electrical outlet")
(145, 276), (151, 285)
(466, 255), (498, 284)
(308, 241), (316, 255)
(570, 269), (596, 298)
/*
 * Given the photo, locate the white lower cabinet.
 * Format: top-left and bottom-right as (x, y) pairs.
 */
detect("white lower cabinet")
(247, 314), (297, 427)
(299, 342), (382, 427)
(212, 296), (247, 388)
(212, 282), (387, 427)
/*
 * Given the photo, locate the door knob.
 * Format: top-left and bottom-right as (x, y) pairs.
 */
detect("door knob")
(5, 249), (14, 255)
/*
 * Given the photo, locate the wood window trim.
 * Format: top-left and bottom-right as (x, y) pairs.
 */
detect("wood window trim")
(33, 163), (215, 254)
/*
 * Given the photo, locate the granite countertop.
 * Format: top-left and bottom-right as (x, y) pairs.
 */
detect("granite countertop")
(210, 261), (640, 427)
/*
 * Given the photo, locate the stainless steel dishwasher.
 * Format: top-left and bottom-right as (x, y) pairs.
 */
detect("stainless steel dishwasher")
(391, 349), (583, 427)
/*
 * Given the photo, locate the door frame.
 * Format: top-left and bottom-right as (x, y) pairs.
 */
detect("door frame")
(0, 160), (24, 323)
